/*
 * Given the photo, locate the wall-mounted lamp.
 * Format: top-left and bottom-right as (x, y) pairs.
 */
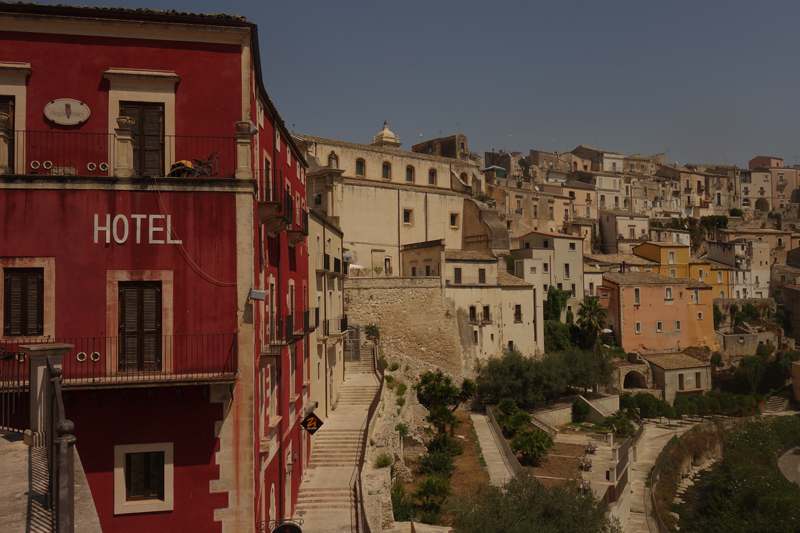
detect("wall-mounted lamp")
(249, 289), (268, 301)
(293, 451), (300, 461)
(286, 463), (293, 475)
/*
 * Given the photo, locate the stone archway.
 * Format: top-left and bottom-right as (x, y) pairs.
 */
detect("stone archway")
(623, 369), (648, 389)
(755, 198), (770, 212)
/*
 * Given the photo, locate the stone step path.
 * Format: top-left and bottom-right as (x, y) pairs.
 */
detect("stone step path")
(294, 363), (379, 533)
(763, 394), (789, 413)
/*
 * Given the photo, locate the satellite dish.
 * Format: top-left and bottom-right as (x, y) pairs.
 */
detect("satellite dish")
(534, 186), (539, 191)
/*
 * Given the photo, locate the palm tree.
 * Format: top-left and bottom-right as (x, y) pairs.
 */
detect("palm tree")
(577, 296), (606, 349)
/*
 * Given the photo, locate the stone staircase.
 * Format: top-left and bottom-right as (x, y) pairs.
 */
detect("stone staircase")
(294, 368), (379, 532)
(346, 356), (375, 374)
(763, 393), (789, 413)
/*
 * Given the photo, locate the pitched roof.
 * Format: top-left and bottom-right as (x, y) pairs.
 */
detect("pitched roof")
(644, 353), (710, 370)
(717, 228), (791, 235)
(674, 278), (711, 289)
(584, 253), (657, 266)
(603, 272), (685, 286)
(0, 1), (249, 21)
(584, 264), (603, 273)
(634, 241), (690, 248)
(444, 250), (496, 262)
(519, 230), (584, 241)
(498, 272), (533, 287)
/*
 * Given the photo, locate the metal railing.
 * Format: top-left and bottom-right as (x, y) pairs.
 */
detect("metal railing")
(324, 253), (331, 271)
(352, 342), (385, 533)
(294, 208), (309, 234)
(334, 257), (342, 274)
(11, 130), (114, 176)
(162, 135), (236, 178)
(255, 168), (286, 204)
(0, 349), (29, 431)
(328, 315), (347, 335)
(46, 358), (76, 532)
(1, 335), (237, 387)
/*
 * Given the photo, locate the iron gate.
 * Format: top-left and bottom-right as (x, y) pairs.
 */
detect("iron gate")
(0, 348), (30, 432)
(344, 324), (361, 362)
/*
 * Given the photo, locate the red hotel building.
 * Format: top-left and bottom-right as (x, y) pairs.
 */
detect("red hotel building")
(0, 4), (312, 532)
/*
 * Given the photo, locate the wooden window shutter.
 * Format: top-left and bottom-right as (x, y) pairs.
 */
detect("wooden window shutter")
(0, 96), (14, 171)
(119, 281), (162, 372)
(3, 268), (43, 336)
(120, 102), (164, 177)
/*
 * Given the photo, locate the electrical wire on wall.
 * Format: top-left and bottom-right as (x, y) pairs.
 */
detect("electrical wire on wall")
(150, 176), (238, 287)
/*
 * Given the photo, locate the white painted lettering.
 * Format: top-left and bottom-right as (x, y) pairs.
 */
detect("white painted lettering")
(94, 214), (111, 244)
(166, 215), (182, 245)
(149, 215), (165, 244)
(112, 214), (129, 244)
(131, 214), (146, 244)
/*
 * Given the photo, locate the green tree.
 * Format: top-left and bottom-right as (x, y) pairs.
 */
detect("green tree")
(449, 471), (622, 533)
(414, 371), (476, 434)
(476, 350), (543, 407)
(576, 296), (607, 349)
(414, 474), (451, 512)
(739, 356), (766, 394)
(546, 285), (572, 321)
(511, 429), (554, 465)
(713, 304), (724, 330)
(564, 348), (614, 393)
(496, 398), (531, 437)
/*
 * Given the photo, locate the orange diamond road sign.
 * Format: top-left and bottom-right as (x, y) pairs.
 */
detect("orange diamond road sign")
(300, 413), (323, 435)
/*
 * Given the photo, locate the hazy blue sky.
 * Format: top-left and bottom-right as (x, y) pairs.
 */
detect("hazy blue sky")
(114, 1), (800, 166)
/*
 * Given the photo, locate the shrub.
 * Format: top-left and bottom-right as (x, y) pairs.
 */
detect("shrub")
(375, 453), (393, 468)
(414, 474), (451, 512)
(385, 375), (394, 383)
(634, 392), (660, 418)
(391, 481), (412, 522)
(378, 355), (389, 369)
(416, 452), (455, 477)
(390, 363), (400, 371)
(395, 423), (409, 439)
(599, 411), (636, 437)
(620, 393), (636, 410)
(511, 429), (554, 465)
(711, 352), (723, 367)
(756, 343), (775, 360)
(364, 323), (380, 338)
(396, 397), (406, 407)
(572, 398), (590, 422)
(495, 398), (532, 436)
(427, 434), (463, 456)
(396, 383), (407, 396)
(729, 208), (743, 217)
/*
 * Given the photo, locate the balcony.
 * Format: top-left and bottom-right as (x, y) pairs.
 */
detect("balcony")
(262, 316), (297, 357)
(293, 311), (306, 340)
(3, 129), (237, 179)
(481, 312), (492, 324)
(514, 208), (523, 215)
(287, 208), (309, 246)
(257, 169), (292, 236)
(333, 257), (343, 276)
(0, 334), (237, 388)
(328, 315), (348, 336)
(514, 313), (522, 323)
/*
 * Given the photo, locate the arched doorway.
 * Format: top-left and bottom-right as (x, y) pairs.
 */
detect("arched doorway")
(755, 198), (770, 212)
(623, 370), (647, 389)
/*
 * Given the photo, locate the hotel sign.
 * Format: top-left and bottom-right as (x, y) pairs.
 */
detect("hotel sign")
(44, 98), (90, 126)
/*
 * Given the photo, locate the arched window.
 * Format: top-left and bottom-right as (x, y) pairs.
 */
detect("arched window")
(356, 159), (365, 176)
(406, 166), (414, 183)
(428, 169), (436, 185)
(382, 162), (391, 180)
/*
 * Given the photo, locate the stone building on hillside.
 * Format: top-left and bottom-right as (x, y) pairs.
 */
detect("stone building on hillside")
(295, 124), (486, 275)
(411, 134), (482, 167)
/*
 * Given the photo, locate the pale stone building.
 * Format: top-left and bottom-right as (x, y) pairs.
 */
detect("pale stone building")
(295, 123), (484, 275)
(307, 210), (347, 426)
(598, 209), (650, 254)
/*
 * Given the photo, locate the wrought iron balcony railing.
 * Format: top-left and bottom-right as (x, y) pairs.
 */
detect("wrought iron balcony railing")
(0, 334), (237, 388)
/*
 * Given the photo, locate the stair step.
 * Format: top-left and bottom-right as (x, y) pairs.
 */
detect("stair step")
(295, 502), (354, 510)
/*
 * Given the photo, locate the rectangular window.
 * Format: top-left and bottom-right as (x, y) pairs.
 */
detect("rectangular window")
(676, 320), (681, 331)
(657, 321), (663, 332)
(356, 160), (364, 176)
(0, 96), (15, 171)
(3, 268), (44, 336)
(695, 372), (701, 389)
(120, 101), (165, 177)
(665, 287), (673, 300)
(571, 284), (576, 297)
(119, 281), (162, 372)
(126, 451), (165, 501)
(473, 330), (478, 344)
(569, 242), (576, 251)
(678, 374), (685, 390)
(668, 251), (676, 264)
(717, 271), (723, 283)
(549, 207), (554, 220)
(478, 269), (486, 284)
(514, 305), (522, 323)
(670, 268), (677, 278)
(469, 306), (477, 322)
(483, 305), (490, 322)
(450, 213), (458, 228)
(403, 209), (412, 224)
(634, 287), (640, 305)
(543, 263), (549, 273)
(454, 268), (462, 284)
(564, 264), (570, 279)
(533, 205), (538, 218)
(406, 167), (413, 182)
(314, 193), (322, 206)
(635, 322), (641, 334)
(697, 312), (704, 320)
(428, 170), (435, 185)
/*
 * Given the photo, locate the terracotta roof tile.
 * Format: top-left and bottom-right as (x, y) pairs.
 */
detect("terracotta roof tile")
(643, 353), (710, 370)
(444, 250), (496, 261)
(603, 272), (685, 286)
(497, 272), (533, 287)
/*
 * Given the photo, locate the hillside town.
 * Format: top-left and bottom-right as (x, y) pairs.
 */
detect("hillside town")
(1, 4), (799, 533)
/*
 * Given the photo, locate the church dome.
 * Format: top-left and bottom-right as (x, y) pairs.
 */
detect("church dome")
(372, 121), (401, 148)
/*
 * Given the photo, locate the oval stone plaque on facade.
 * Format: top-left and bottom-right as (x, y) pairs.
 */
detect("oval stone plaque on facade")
(44, 98), (90, 126)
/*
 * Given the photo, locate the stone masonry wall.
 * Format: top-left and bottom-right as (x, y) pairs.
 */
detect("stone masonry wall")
(345, 277), (464, 372)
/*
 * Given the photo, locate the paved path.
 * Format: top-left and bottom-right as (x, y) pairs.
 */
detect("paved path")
(0, 431), (52, 533)
(779, 446), (800, 486)
(295, 363), (379, 533)
(622, 422), (695, 533)
(469, 413), (515, 486)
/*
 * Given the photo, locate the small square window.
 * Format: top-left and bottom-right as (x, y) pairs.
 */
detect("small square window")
(114, 443), (174, 515)
(450, 213), (458, 228)
(697, 312), (703, 320)
(656, 321), (663, 332)
(314, 193), (322, 206)
(569, 242), (576, 251)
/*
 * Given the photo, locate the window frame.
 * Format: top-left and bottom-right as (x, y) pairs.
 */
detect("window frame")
(356, 159), (365, 177)
(635, 321), (642, 334)
(406, 166), (414, 183)
(382, 162), (391, 180)
(403, 209), (413, 225)
(3, 267), (44, 337)
(114, 442), (174, 515)
(656, 321), (663, 332)
(428, 169), (436, 185)
(1, 258), (55, 341)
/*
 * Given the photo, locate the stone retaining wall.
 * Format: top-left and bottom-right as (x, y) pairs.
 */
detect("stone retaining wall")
(345, 277), (465, 372)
